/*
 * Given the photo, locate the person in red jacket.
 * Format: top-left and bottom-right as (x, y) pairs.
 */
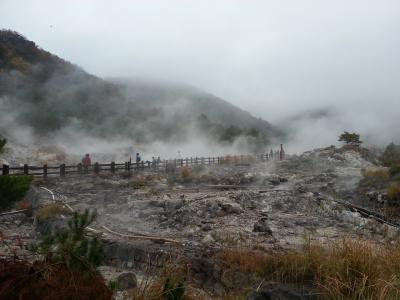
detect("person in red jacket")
(81, 153), (91, 173)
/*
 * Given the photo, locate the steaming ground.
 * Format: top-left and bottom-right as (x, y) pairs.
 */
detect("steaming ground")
(2, 144), (399, 297)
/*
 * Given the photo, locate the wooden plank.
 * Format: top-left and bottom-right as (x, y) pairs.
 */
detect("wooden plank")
(8, 167), (25, 170)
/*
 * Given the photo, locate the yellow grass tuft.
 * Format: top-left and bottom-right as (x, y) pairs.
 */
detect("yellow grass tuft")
(219, 239), (400, 299)
(37, 203), (71, 220)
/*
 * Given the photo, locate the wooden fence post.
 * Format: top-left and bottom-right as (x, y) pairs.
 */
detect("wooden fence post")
(141, 161), (144, 170)
(94, 162), (100, 174)
(24, 164), (29, 175)
(111, 162), (115, 174)
(43, 164), (48, 178)
(217, 157), (220, 164)
(78, 163), (83, 174)
(147, 161), (151, 169)
(60, 164), (65, 177)
(2, 164), (9, 175)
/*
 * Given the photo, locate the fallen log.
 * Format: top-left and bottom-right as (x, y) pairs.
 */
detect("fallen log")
(335, 199), (400, 229)
(101, 225), (181, 245)
(0, 209), (32, 217)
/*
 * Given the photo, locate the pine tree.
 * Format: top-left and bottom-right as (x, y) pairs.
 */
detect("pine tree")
(29, 209), (104, 270)
(338, 131), (362, 146)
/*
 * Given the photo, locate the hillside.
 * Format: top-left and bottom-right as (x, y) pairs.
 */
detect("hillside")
(0, 30), (282, 154)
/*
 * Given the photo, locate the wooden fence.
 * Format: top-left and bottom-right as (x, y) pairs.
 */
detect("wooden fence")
(1, 151), (284, 178)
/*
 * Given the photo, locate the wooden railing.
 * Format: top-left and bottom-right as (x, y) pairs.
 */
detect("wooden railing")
(1, 151), (284, 178)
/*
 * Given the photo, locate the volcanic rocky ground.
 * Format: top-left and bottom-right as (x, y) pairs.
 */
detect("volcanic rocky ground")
(1, 146), (398, 298)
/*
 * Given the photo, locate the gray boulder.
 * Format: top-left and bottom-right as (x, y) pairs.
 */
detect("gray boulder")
(253, 218), (273, 235)
(247, 286), (303, 300)
(117, 272), (137, 290)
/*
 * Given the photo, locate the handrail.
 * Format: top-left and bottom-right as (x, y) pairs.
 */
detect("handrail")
(1, 150), (286, 178)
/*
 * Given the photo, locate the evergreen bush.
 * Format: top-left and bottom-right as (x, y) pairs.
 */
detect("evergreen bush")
(29, 209), (104, 271)
(0, 175), (32, 211)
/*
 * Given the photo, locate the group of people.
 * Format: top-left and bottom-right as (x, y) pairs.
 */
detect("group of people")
(80, 152), (161, 169)
(80, 151), (188, 170)
(80, 147), (283, 171)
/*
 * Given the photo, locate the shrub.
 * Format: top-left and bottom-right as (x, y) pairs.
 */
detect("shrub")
(129, 178), (149, 189)
(0, 259), (112, 300)
(0, 136), (6, 153)
(37, 202), (71, 220)
(361, 168), (391, 189)
(390, 165), (400, 177)
(363, 168), (390, 179)
(382, 143), (400, 176)
(388, 183), (400, 204)
(29, 209), (104, 271)
(382, 143), (400, 165)
(162, 277), (185, 300)
(133, 263), (188, 300)
(108, 279), (120, 294)
(338, 131), (362, 146)
(180, 167), (192, 182)
(16, 199), (33, 217)
(0, 175), (32, 211)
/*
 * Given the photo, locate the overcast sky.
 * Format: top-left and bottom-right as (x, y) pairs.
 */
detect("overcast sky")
(1, 0), (400, 146)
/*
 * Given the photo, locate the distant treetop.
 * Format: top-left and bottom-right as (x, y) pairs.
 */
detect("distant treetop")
(338, 131), (362, 146)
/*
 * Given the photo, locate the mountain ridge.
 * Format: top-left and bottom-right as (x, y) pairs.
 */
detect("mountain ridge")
(0, 30), (283, 152)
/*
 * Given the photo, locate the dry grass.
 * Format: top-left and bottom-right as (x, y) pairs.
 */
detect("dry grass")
(132, 263), (195, 300)
(128, 178), (150, 189)
(388, 183), (400, 202)
(180, 167), (192, 182)
(363, 168), (390, 180)
(16, 199), (33, 216)
(386, 183), (400, 217)
(360, 168), (391, 190)
(243, 155), (256, 163)
(37, 203), (71, 220)
(219, 239), (400, 299)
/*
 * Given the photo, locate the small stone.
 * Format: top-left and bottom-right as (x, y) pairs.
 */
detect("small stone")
(201, 224), (212, 231)
(221, 202), (243, 214)
(201, 234), (215, 245)
(117, 272), (137, 290)
(253, 219), (273, 235)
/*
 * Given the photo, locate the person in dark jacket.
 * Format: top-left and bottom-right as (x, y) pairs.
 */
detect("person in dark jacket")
(136, 153), (141, 164)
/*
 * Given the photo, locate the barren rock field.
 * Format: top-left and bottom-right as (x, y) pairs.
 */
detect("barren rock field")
(2, 146), (399, 299)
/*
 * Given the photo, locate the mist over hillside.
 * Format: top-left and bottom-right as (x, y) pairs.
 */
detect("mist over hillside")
(0, 30), (283, 160)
